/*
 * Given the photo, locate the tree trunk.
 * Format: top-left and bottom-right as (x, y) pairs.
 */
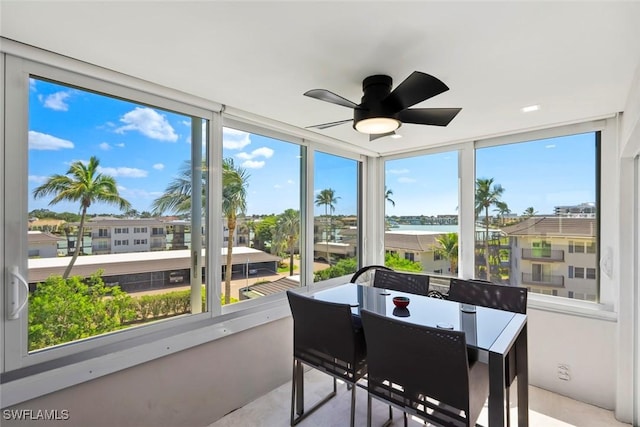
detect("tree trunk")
(63, 207), (86, 279)
(484, 205), (491, 280)
(289, 245), (294, 277)
(224, 216), (236, 305)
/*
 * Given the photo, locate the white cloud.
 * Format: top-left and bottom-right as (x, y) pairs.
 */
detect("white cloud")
(241, 160), (265, 169)
(287, 179), (294, 184)
(98, 166), (148, 178)
(28, 131), (74, 151)
(28, 175), (48, 184)
(397, 176), (417, 184)
(29, 78), (37, 91)
(43, 91), (71, 111)
(545, 144), (556, 149)
(181, 120), (190, 126)
(99, 142), (111, 151)
(115, 142), (125, 148)
(236, 146), (274, 160)
(274, 184), (282, 189)
(387, 168), (410, 174)
(115, 107), (178, 142)
(223, 128), (251, 150)
(153, 163), (165, 170)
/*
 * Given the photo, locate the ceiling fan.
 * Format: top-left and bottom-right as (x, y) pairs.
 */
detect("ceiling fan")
(304, 71), (461, 141)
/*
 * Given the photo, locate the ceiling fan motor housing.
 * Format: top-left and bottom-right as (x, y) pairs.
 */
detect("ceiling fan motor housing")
(353, 75), (400, 130)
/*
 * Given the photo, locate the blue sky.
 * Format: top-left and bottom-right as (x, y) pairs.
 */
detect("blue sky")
(28, 78), (360, 217)
(29, 78), (595, 218)
(385, 133), (596, 216)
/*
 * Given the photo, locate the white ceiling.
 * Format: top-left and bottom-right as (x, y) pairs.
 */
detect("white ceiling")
(2, 1), (640, 155)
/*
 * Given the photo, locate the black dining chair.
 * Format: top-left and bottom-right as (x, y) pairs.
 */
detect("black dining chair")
(286, 290), (367, 426)
(350, 264), (393, 285)
(372, 268), (430, 297)
(448, 278), (527, 427)
(361, 309), (490, 427)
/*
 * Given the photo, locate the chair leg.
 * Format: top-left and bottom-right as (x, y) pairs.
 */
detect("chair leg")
(506, 384), (511, 427)
(367, 394), (372, 427)
(350, 382), (357, 427)
(290, 359), (338, 426)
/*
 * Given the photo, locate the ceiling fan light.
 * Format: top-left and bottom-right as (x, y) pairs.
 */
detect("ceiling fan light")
(355, 117), (400, 134)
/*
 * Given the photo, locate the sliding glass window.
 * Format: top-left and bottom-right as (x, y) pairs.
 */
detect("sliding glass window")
(4, 57), (212, 369)
(475, 132), (599, 301)
(384, 151), (459, 290)
(313, 151), (361, 282)
(221, 126), (302, 303)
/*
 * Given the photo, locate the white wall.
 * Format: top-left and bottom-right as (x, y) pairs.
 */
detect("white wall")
(527, 309), (617, 409)
(3, 317), (293, 427)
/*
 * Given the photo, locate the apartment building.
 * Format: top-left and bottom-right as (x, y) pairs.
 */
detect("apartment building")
(504, 217), (597, 300)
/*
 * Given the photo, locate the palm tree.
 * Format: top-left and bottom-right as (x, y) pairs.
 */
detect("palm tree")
(475, 178), (505, 279)
(222, 159), (249, 303)
(152, 158), (249, 304)
(434, 232), (458, 275)
(315, 188), (339, 265)
(385, 186), (396, 207)
(33, 156), (131, 278)
(494, 201), (511, 226)
(273, 209), (300, 276)
(523, 206), (537, 217)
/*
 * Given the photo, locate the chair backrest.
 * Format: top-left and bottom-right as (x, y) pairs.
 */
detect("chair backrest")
(350, 264), (393, 284)
(286, 291), (366, 381)
(448, 278), (527, 314)
(372, 269), (430, 296)
(361, 310), (472, 425)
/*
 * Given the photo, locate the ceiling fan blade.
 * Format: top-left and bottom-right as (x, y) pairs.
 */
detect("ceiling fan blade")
(304, 89), (359, 109)
(396, 108), (462, 126)
(369, 131), (396, 142)
(383, 71), (450, 112)
(306, 118), (353, 130)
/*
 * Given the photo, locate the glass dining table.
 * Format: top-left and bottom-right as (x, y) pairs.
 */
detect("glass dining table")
(310, 283), (529, 427)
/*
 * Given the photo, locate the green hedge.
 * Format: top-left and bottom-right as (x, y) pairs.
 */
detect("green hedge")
(29, 271), (238, 351)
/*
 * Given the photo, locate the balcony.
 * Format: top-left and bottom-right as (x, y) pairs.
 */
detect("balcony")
(522, 248), (564, 262)
(521, 273), (564, 287)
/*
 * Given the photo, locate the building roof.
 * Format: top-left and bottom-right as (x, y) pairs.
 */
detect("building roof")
(246, 276), (300, 297)
(27, 231), (65, 244)
(502, 217), (596, 238)
(28, 247), (281, 283)
(384, 230), (447, 252)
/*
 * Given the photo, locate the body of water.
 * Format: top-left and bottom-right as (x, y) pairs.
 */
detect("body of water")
(392, 224), (458, 233)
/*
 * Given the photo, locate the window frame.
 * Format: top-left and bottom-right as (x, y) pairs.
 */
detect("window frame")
(2, 54), (218, 371)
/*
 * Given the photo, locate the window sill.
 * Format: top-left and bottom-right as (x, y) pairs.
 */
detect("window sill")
(0, 298), (292, 408)
(527, 293), (617, 322)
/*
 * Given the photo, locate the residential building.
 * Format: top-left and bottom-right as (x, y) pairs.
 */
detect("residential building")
(503, 217), (597, 300)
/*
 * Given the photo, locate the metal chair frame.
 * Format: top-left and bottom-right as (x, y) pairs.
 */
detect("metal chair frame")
(361, 309), (489, 427)
(373, 269), (430, 297)
(286, 291), (368, 426)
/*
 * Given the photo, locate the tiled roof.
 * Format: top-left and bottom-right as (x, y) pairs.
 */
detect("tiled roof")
(502, 217), (596, 237)
(384, 231), (446, 252)
(247, 276), (300, 296)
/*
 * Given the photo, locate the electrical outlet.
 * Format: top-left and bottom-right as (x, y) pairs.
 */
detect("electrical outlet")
(557, 363), (571, 381)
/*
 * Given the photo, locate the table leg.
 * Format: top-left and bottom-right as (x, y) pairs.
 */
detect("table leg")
(489, 351), (506, 426)
(516, 324), (529, 427)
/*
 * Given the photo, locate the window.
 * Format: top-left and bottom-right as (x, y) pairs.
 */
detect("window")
(475, 132), (598, 300)
(586, 267), (596, 279)
(384, 151), (459, 283)
(313, 151), (361, 282)
(4, 62), (209, 368)
(222, 124), (302, 304)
